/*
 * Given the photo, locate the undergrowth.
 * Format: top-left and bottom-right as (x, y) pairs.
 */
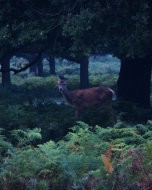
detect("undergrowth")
(0, 121), (152, 190)
(0, 59), (152, 189)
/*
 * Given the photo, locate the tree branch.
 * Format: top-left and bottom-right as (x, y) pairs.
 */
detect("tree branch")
(0, 50), (43, 74)
(14, 51), (42, 74)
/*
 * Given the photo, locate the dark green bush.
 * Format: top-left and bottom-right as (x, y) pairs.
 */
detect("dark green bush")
(114, 100), (152, 123)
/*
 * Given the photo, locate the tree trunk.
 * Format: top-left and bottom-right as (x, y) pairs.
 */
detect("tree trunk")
(117, 57), (152, 107)
(1, 56), (11, 87)
(29, 64), (37, 75)
(80, 56), (89, 89)
(37, 58), (43, 76)
(48, 55), (56, 75)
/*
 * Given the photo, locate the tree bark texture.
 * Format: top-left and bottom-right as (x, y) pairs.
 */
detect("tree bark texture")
(1, 56), (11, 87)
(29, 64), (37, 75)
(117, 57), (152, 107)
(37, 58), (43, 76)
(48, 55), (56, 75)
(80, 56), (89, 89)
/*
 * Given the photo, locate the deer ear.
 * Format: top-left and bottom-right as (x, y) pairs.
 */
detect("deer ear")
(58, 75), (67, 80)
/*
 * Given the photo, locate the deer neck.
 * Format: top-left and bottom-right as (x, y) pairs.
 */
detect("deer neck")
(61, 87), (73, 104)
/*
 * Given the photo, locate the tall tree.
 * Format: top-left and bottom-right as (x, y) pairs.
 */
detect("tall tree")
(80, 56), (89, 89)
(1, 0), (152, 107)
(62, 0), (152, 107)
(48, 55), (56, 75)
(0, 0), (63, 84)
(94, 0), (152, 107)
(1, 56), (11, 87)
(117, 57), (151, 107)
(0, 1), (92, 87)
(37, 57), (43, 76)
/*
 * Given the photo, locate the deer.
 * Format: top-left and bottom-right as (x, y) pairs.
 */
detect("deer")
(58, 75), (115, 118)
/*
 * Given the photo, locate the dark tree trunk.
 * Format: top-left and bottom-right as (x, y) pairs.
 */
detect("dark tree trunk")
(29, 64), (37, 75)
(28, 54), (42, 76)
(48, 55), (56, 75)
(37, 58), (43, 76)
(117, 57), (152, 107)
(1, 56), (11, 87)
(80, 56), (89, 89)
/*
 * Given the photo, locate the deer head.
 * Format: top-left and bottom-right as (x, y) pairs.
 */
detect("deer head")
(58, 75), (115, 118)
(58, 75), (68, 93)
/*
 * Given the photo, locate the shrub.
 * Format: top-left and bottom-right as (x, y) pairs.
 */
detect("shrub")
(1, 121), (152, 189)
(114, 100), (152, 123)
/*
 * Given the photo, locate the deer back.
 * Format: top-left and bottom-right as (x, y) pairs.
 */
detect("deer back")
(70, 86), (114, 109)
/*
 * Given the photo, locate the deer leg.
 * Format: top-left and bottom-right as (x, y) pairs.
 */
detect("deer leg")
(75, 110), (79, 118)
(106, 101), (117, 125)
(75, 108), (83, 119)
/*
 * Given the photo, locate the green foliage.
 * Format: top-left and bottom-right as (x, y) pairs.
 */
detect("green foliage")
(61, 0), (152, 57)
(11, 128), (42, 147)
(90, 74), (117, 87)
(0, 128), (12, 157)
(19, 76), (58, 98)
(114, 100), (152, 123)
(0, 121), (152, 189)
(1, 0), (151, 64)
(0, 71), (119, 141)
(0, 1), (152, 188)
(89, 55), (120, 75)
(143, 141), (152, 167)
(0, 57), (152, 189)
(0, 104), (25, 129)
(78, 105), (115, 127)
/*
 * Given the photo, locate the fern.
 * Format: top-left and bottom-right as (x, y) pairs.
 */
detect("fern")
(10, 128), (41, 146)
(38, 141), (60, 164)
(0, 128), (12, 156)
(1, 121), (152, 190)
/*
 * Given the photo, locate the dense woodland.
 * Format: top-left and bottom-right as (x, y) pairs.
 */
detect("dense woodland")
(0, 0), (152, 190)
